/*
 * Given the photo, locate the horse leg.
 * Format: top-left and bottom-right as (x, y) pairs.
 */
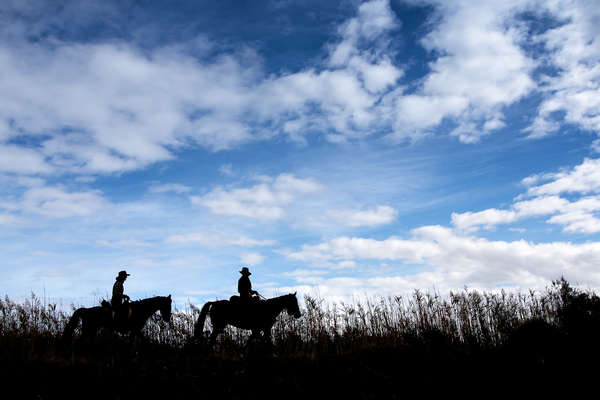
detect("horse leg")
(263, 328), (273, 346)
(81, 320), (99, 353)
(208, 325), (223, 348)
(129, 329), (142, 357)
(81, 320), (95, 342)
(246, 329), (262, 349)
(262, 327), (275, 355)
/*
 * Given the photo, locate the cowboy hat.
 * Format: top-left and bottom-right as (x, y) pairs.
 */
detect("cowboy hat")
(117, 270), (130, 279)
(239, 267), (251, 276)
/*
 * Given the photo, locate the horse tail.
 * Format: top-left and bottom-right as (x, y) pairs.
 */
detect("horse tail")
(193, 301), (214, 339)
(62, 307), (85, 342)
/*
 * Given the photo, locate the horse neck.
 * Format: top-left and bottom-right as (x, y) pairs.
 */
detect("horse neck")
(134, 297), (163, 318)
(265, 295), (289, 314)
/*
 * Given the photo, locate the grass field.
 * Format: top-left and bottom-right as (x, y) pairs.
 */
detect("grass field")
(1, 278), (598, 398)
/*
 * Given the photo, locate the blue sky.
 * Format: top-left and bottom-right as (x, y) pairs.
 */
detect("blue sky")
(1, 0), (600, 307)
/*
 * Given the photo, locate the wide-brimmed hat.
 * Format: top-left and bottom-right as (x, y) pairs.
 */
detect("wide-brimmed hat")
(239, 267), (251, 276)
(117, 270), (130, 279)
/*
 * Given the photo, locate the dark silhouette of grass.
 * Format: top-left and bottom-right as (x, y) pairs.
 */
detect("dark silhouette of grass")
(1, 278), (597, 398)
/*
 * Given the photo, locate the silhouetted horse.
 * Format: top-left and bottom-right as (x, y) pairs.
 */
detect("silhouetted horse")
(193, 293), (301, 347)
(62, 295), (172, 342)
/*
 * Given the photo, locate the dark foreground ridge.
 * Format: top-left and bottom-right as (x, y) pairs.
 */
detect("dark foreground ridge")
(1, 278), (598, 398)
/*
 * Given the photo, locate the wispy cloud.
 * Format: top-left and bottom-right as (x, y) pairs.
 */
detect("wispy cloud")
(149, 183), (192, 194)
(20, 186), (107, 218)
(191, 174), (321, 220)
(0, 213), (21, 226)
(241, 252), (265, 266)
(97, 239), (151, 248)
(452, 158), (600, 233)
(165, 232), (275, 247)
(326, 205), (397, 227)
(219, 164), (234, 176)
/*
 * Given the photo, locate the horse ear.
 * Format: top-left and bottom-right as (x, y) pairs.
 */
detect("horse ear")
(168, 294), (171, 299)
(294, 291), (297, 296)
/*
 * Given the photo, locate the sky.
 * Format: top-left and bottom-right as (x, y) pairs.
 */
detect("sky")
(1, 0), (600, 307)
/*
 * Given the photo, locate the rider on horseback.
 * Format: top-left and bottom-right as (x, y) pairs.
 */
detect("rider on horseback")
(111, 270), (131, 325)
(238, 267), (259, 303)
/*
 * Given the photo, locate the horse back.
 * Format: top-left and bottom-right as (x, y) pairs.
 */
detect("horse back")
(220, 300), (269, 329)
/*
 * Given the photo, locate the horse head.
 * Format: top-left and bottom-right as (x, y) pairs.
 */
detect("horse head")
(160, 295), (172, 322)
(286, 292), (302, 319)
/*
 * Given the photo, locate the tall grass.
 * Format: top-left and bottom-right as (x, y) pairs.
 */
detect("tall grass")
(4, 276), (600, 400)
(0, 278), (580, 357)
(268, 281), (565, 356)
(0, 293), (69, 337)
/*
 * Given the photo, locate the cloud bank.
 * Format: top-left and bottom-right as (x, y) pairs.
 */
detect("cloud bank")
(1, 0), (598, 179)
(284, 225), (600, 301)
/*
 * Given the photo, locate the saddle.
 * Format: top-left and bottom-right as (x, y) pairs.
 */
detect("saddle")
(101, 299), (132, 322)
(229, 296), (262, 323)
(229, 295), (262, 317)
(117, 304), (133, 321)
(229, 295), (260, 305)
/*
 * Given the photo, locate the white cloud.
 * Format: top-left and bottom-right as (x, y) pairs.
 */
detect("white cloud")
(149, 183), (192, 194)
(0, 183), (107, 221)
(192, 174), (321, 220)
(287, 235), (440, 265)
(219, 164), (234, 176)
(328, 0), (403, 93)
(165, 232), (275, 247)
(527, 0), (600, 138)
(1, 37), (267, 174)
(452, 195), (570, 232)
(0, 144), (53, 174)
(0, 0), (405, 177)
(526, 158), (600, 196)
(97, 239), (151, 248)
(284, 269), (330, 285)
(452, 158), (600, 233)
(241, 252), (264, 266)
(0, 213), (20, 225)
(546, 196), (600, 233)
(512, 195), (569, 216)
(20, 186), (107, 218)
(0, 0), (597, 180)
(284, 225), (600, 301)
(0, 175), (46, 190)
(391, 0), (536, 142)
(327, 205), (397, 227)
(451, 209), (518, 232)
(129, 257), (187, 268)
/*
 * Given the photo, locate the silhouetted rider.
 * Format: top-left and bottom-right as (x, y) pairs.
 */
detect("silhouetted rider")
(238, 267), (258, 302)
(111, 270), (131, 326)
(112, 270), (131, 307)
